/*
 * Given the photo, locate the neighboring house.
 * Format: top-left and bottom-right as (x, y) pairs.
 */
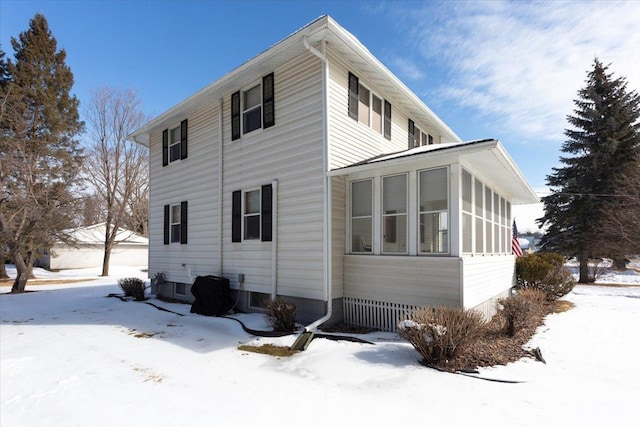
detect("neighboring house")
(129, 16), (538, 331)
(37, 223), (148, 270)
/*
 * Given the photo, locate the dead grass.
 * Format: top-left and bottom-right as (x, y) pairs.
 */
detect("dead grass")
(0, 278), (96, 287)
(238, 344), (298, 357)
(554, 300), (575, 313)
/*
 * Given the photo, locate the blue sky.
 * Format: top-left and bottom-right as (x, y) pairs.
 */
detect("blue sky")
(2, 0), (639, 231)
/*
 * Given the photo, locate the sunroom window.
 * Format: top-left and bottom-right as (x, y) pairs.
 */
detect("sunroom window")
(382, 174), (407, 254)
(419, 168), (448, 253)
(351, 180), (373, 253)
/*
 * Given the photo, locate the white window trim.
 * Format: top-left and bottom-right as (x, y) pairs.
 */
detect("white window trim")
(418, 166), (450, 255)
(242, 187), (262, 241)
(381, 173), (408, 255)
(356, 81), (387, 137)
(349, 178), (374, 254)
(169, 203), (181, 244)
(241, 80), (263, 136)
(167, 123), (182, 164)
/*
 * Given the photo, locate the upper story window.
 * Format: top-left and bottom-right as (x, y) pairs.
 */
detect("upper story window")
(408, 120), (434, 149)
(232, 184), (273, 242)
(163, 201), (188, 245)
(162, 119), (188, 166)
(231, 73), (275, 140)
(348, 72), (391, 140)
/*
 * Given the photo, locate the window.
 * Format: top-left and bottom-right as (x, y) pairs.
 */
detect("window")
(350, 179), (373, 253)
(174, 282), (186, 296)
(163, 201), (188, 245)
(462, 169), (473, 253)
(419, 168), (448, 253)
(231, 73), (275, 140)
(382, 174), (407, 254)
(243, 84), (262, 134)
(232, 184), (272, 242)
(348, 72), (391, 139)
(162, 119), (188, 166)
(243, 189), (261, 240)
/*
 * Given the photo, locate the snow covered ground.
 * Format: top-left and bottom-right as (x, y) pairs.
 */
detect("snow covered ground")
(1, 264), (639, 427)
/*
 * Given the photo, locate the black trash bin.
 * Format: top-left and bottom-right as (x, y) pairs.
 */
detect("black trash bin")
(190, 275), (231, 316)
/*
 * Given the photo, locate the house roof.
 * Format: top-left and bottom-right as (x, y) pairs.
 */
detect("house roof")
(328, 139), (539, 205)
(128, 15), (461, 145)
(60, 223), (148, 246)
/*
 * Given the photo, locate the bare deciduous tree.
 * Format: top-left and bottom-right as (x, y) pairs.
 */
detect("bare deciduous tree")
(83, 86), (148, 276)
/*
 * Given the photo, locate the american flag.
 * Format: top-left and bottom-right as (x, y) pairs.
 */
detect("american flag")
(512, 219), (524, 257)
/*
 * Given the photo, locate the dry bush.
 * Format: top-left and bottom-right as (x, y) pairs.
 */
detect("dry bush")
(266, 297), (297, 332)
(398, 306), (485, 367)
(516, 252), (576, 300)
(118, 277), (146, 301)
(497, 295), (533, 337)
(517, 288), (547, 306)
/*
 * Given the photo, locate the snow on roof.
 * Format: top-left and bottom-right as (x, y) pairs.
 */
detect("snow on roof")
(60, 223), (148, 245)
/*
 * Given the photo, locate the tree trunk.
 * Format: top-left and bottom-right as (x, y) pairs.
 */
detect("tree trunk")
(11, 251), (33, 293)
(101, 242), (112, 277)
(0, 261), (8, 280)
(578, 251), (590, 283)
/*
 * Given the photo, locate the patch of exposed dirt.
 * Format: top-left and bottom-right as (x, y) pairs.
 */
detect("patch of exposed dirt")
(0, 278), (96, 288)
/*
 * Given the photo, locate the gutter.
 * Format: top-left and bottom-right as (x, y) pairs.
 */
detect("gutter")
(271, 179), (279, 300)
(298, 35), (332, 334)
(218, 97), (224, 275)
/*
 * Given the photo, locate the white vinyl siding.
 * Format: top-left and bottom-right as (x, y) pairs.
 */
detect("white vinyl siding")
(148, 102), (220, 286)
(222, 51), (325, 300)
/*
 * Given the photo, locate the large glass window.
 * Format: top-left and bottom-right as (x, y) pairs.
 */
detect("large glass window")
(382, 174), (407, 253)
(419, 168), (448, 253)
(351, 180), (373, 253)
(243, 189), (261, 240)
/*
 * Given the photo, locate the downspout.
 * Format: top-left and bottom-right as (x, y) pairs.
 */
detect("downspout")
(218, 97), (224, 276)
(271, 179), (278, 300)
(302, 35), (332, 331)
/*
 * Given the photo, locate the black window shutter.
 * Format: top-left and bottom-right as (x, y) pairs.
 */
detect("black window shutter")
(384, 100), (392, 140)
(348, 72), (359, 120)
(231, 91), (241, 141)
(163, 205), (170, 244)
(162, 129), (168, 166)
(261, 184), (272, 242)
(180, 119), (188, 160)
(232, 190), (241, 242)
(180, 201), (188, 244)
(408, 119), (415, 149)
(262, 73), (275, 129)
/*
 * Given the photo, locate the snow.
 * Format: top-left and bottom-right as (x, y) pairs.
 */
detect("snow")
(2, 264), (639, 427)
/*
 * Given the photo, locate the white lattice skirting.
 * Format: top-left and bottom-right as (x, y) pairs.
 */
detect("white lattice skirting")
(343, 297), (418, 332)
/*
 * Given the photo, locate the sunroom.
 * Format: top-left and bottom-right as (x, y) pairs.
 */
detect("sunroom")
(329, 139), (539, 331)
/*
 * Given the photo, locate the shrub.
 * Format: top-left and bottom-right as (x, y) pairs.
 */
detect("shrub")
(497, 294), (533, 337)
(118, 277), (147, 301)
(516, 288), (547, 306)
(266, 297), (297, 333)
(398, 306), (485, 367)
(515, 252), (576, 300)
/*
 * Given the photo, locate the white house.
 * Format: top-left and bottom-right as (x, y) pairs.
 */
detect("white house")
(129, 16), (538, 331)
(37, 223), (148, 270)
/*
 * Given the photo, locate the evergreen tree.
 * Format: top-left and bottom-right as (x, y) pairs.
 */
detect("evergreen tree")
(0, 14), (84, 292)
(538, 59), (640, 283)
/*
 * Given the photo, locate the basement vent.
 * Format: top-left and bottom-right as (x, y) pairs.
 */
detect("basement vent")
(343, 297), (417, 332)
